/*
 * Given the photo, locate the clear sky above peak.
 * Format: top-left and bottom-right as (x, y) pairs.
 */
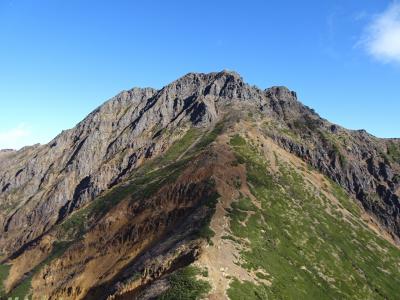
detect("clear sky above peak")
(0, 0), (399, 149)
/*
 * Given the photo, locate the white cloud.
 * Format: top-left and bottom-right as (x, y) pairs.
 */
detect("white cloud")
(0, 124), (32, 150)
(361, 2), (400, 64)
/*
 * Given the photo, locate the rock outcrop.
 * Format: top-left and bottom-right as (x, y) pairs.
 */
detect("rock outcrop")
(0, 71), (399, 299)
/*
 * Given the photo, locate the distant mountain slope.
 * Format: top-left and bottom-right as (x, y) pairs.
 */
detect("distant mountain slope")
(0, 71), (399, 299)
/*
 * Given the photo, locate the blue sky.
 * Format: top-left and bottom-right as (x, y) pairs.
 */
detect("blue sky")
(0, 0), (399, 149)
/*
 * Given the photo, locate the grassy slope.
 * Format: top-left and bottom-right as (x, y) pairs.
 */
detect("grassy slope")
(387, 141), (400, 164)
(59, 123), (224, 239)
(157, 266), (211, 300)
(6, 123), (397, 299)
(2, 124), (224, 300)
(0, 264), (10, 298)
(1, 128), (204, 300)
(59, 127), (204, 239)
(3, 241), (72, 300)
(227, 134), (400, 300)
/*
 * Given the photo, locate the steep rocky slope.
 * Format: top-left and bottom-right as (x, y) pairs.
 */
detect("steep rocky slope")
(0, 71), (399, 299)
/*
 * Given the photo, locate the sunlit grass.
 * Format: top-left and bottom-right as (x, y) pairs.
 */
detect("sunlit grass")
(227, 134), (400, 299)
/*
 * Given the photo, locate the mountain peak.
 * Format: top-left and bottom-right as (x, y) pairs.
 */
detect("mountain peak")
(1, 71), (399, 300)
(170, 69), (244, 87)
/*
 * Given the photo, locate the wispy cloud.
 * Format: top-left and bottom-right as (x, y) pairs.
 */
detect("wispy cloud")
(360, 2), (400, 64)
(0, 124), (32, 150)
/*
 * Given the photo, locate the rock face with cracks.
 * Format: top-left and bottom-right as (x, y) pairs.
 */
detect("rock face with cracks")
(0, 71), (399, 299)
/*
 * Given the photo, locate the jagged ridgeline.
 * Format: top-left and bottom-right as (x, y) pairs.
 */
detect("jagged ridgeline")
(0, 71), (399, 299)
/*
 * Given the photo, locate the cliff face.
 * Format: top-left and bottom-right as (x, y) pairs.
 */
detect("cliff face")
(0, 71), (399, 299)
(0, 71), (243, 255)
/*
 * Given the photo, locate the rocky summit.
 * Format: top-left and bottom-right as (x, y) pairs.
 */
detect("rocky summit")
(0, 71), (399, 299)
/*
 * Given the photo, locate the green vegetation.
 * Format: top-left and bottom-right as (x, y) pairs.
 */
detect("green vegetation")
(158, 128), (202, 163)
(7, 275), (32, 300)
(58, 128), (204, 239)
(1, 261), (33, 300)
(59, 122), (225, 240)
(387, 141), (400, 164)
(279, 127), (300, 141)
(230, 134), (247, 147)
(194, 121), (224, 150)
(227, 134), (400, 300)
(5, 241), (71, 300)
(157, 266), (211, 300)
(232, 196), (256, 212)
(0, 201), (18, 214)
(200, 268), (209, 278)
(292, 115), (322, 133)
(0, 264), (11, 298)
(329, 180), (361, 217)
(3, 123), (223, 300)
(228, 278), (269, 300)
(42, 241), (71, 265)
(196, 190), (219, 244)
(262, 120), (301, 143)
(2, 124), (219, 299)
(319, 130), (348, 168)
(331, 142), (347, 168)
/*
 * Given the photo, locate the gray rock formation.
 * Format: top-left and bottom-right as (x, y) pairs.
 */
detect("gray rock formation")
(0, 70), (399, 260)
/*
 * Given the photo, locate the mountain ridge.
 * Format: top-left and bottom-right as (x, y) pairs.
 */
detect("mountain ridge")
(0, 70), (399, 299)
(1, 69), (399, 251)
